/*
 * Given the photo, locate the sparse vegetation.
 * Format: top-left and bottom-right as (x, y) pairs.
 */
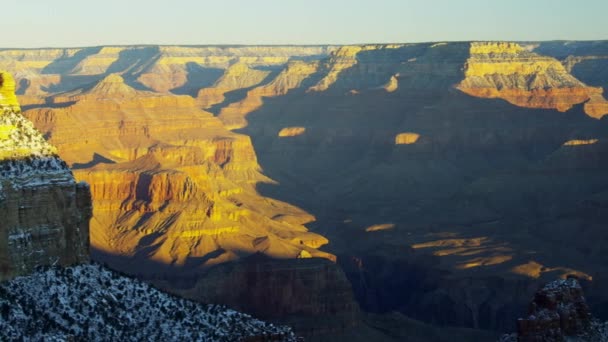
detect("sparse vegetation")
(0, 263), (296, 341)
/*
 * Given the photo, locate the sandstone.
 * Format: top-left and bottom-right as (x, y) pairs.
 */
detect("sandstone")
(0, 71), (19, 111)
(500, 278), (602, 342)
(197, 62), (271, 109)
(5, 68), (335, 274)
(2, 43), (608, 339)
(278, 127), (306, 137)
(164, 256), (362, 338)
(395, 132), (420, 145)
(0, 71), (91, 281)
(383, 75), (399, 92)
(457, 42), (608, 118)
(306, 45), (392, 92)
(217, 60), (320, 129)
(563, 139), (599, 146)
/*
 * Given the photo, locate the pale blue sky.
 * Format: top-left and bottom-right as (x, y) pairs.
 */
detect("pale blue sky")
(3, 0), (607, 47)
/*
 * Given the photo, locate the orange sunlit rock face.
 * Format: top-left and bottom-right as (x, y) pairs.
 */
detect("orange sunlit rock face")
(278, 127), (306, 137)
(3, 42), (608, 334)
(217, 60), (320, 130)
(0, 71), (91, 281)
(510, 261), (592, 280)
(457, 42), (608, 118)
(1, 56), (337, 273)
(563, 139), (599, 146)
(364, 223), (395, 232)
(394, 132), (420, 145)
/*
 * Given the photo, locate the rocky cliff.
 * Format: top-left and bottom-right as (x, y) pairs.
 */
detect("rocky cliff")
(457, 42), (608, 118)
(5, 65), (334, 277)
(159, 255), (362, 338)
(0, 71), (91, 281)
(500, 278), (608, 342)
(2, 43), (608, 339)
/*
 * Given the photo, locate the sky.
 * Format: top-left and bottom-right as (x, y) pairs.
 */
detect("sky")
(3, 0), (607, 48)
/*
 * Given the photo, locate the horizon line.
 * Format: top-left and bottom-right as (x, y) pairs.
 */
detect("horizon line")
(2, 39), (608, 50)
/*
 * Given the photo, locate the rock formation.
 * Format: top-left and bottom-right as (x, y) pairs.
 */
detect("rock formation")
(500, 278), (608, 342)
(457, 42), (608, 118)
(0, 71), (91, 281)
(6, 66), (334, 277)
(163, 255), (362, 338)
(2, 43), (608, 339)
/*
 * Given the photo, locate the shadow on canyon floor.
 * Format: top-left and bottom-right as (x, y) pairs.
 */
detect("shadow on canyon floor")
(238, 83), (608, 331)
(91, 247), (500, 341)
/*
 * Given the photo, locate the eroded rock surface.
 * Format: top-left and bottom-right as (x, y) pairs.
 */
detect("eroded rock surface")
(500, 278), (608, 342)
(0, 71), (91, 281)
(457, 42), (608, 118)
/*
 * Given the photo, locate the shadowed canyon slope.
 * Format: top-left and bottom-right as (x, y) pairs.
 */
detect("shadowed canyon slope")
(0, 71), (91, 281)
(2, 42), (608, 339)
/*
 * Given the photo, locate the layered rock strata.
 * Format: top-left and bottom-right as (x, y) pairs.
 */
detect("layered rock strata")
(0, 71), (91, 281)
(457, 42), (608, 118)
(16, 71), (333, 274)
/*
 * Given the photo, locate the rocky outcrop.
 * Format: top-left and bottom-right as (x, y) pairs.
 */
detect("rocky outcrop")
(278, 127), (307, 138)
(395, 132), (420, 145)
(0, 71), (91, 281)
(457, 42), (608, 118)
(217, 60), (320, 129)
(500, 278), (608, 342)
(162, 255), (361, 338)
(197, 62), (271, 110)
(7, 68), (334, 275)
(2, 44), (608, 338)
(137, 46), (332, 94)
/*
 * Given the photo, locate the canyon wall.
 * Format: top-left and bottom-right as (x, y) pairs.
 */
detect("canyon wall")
(1, 42), (608, 338)
(0, 71), (91, 281)
(457, 42), (608, 118)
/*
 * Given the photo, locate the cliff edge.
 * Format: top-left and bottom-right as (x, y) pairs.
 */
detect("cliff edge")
(0, 71), (91, 281)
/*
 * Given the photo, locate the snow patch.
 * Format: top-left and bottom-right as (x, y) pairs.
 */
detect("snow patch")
(0, 263), (296, 341)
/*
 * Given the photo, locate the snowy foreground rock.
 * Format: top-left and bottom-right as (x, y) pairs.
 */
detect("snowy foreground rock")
(499, 278), (608, 342)
(0, 264), (297, 341)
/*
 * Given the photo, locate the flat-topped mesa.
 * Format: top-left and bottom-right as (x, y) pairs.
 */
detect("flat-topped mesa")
(457, 42), (608, 118)
(0, 71), (91, 281)
(469, 42), (525, 55)
(139, 45), (334, 93)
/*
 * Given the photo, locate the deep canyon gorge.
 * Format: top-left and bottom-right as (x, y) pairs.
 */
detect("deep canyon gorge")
(2, 41), (608, 340)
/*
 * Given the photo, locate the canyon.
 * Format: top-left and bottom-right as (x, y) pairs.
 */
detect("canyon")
(1, 41), (608, 340)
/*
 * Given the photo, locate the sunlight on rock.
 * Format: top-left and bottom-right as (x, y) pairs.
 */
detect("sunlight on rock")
(563, 139), (599, 146)
(510, 260), (592, 280)
(179, 227), (239, 238)
(395, 132), (420, 145)
(457, 42), (608, 118)
(457, 255), (513, 269)
(469, 42), (524, 55)
(365, 223), (395, 232)
(278, 127), (306, 137)
(412, 237), (489, 249)
(0, 71), (20, 111)
(383, 75), (399, 93)
(297, 250), (312, 259)
(0, 124), (15, 140)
